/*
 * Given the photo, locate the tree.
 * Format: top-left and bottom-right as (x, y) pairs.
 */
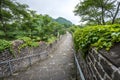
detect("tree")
(0, 0), (67, 42)
(74, 0), (120, 25)
(0, 0), (30, 39)
(111, 2), (120, 24)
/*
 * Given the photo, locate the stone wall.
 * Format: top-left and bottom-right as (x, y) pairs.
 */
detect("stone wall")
(77, 43), (120, 80)
(0, 34), (66, 78)
(0, 41), (48, 78)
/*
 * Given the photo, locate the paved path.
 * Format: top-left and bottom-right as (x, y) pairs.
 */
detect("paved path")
(4, 33), (76, 80)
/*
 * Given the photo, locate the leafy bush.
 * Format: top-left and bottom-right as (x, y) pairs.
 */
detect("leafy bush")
(47, 36), (57, 44)
(32, 36), (41, 42)
(68, 25), (80, 33)
(0, 30), (5, 36)
(73, 24), (120, 57)
(18, 37), (31, 43)
(0, 39), (11, 52)
(18, 37), (39, 49)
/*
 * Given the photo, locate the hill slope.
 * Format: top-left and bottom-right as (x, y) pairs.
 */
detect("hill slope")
(55, 17), (73, 26)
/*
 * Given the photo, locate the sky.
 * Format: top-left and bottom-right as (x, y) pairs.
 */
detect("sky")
(17, 0), (81, 25)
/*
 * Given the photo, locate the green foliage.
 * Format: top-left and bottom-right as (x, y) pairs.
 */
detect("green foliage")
(74, 0), (119, 25)
(0, 0), (67, 42)
(0, 37), (39, 55)
(55, 17), (73, 28)
(73, 24), (120, 57)
(0, 39), (16, 57)
(68, 25), (81, 33)
(30, 42), (39, 47)
(17, 37), (39, 53)
(47, 36), (57, 44)
(18, 37), (31, 43)
(0, 0), (69, 56)
(18, 37), (39, 48)
(0, 39), (11, 52)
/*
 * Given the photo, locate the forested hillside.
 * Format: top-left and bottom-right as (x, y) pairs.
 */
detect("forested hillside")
(55, 17), (73, 28)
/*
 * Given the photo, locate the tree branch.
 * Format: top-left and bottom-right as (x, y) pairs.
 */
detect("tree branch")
(112, 2), (120, 24)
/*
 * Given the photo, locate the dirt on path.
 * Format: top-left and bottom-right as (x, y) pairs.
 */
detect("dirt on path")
(3, 33), (76, 80)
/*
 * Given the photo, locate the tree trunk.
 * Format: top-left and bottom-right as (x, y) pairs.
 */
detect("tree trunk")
(101, 7), (105, 25)
(112, 2), (120, 24)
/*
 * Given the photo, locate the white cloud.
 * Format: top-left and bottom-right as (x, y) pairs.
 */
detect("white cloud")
(16, 0), (81, 25)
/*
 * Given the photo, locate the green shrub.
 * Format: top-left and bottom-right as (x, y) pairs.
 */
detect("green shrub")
(0, 37), (39, 56)
(32, 36), (41, 42)
(47, 36), (57, 44)
(73, 24), (120, 57)
(30, 42), (39, 47)
(68, 25), (81, 33)
(0, 39), (11, 52)
(18, 37), (31, 43)
(18, 37), (39, 51)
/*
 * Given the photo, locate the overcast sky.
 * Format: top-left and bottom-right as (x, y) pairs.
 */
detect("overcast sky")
(17, 0), (81, 25)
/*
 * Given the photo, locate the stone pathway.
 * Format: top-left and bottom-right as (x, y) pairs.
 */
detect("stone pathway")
(4, 33), (76, 80)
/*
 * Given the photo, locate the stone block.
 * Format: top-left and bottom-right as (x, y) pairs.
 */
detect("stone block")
(113, 71), (120, 80)
(91, 65), (101, 80)
(89, 53), (95, 64)
(92, 51), (99, 61)
(98, 43), (120, 67)
(105, 75), (112, 80)
(95, 62), (105, 78)
(100, 58), (114, 77)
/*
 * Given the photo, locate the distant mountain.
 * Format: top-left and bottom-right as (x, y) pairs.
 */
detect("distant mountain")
(54, 17), (73, 26)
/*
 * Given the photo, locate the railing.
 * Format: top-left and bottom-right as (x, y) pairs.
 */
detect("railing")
(71, 33), (85, 80)
(73, 52), (85, 80)
(0, 34), (66, 78)
(0, 51), (47, 77)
